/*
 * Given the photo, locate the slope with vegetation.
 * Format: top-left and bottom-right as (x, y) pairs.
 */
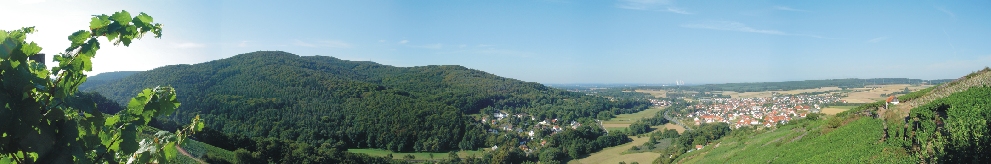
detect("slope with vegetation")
(659, 67), (991, 163)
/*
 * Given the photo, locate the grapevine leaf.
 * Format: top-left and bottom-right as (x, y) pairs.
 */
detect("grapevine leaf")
(68, 30), (90, 48)
(163, 142), (177, 160)
(134, 12), (154, 26)
(110, 10), (131, 25)
(89, 16), (109, 30)
(196, 122), (205, 131)
(120, 125), (139, 154)
(0, 37), (17, 59)
(127, 89), (154, 114)
(105, 115), (119, 126)
(20, 42), (42, 58)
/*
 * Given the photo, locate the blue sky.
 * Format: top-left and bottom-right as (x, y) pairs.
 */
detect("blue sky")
(3, 0), (990, 84)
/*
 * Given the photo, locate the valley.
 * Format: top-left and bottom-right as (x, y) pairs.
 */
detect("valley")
(4, 2), (989, 163)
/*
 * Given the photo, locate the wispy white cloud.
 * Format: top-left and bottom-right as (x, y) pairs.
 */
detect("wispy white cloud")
(398, 40), (409, 44)
(664, 7), (693, 15)
(935, 6), (955, 19)
(293, 39), (352, 48)
(174, 42), (205, 49)
(774, 6), (808, 12)
(681, 21), (826, 38)
(867, 36), (888, 43)
(616, 0), (692, 14)
(378, 40), (386, 43)
(616, 0), (670, 10)
(237, 41), (249, 47)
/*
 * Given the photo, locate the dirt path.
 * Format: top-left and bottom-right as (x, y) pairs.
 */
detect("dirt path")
(176, 145), (207, 164)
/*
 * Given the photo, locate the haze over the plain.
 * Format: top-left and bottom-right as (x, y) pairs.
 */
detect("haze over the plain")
(2, 0), (989, 84)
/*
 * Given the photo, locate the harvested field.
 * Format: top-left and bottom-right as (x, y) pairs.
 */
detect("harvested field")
(661, 123), (686, 134)
(602, 107), (664, 125)
(720, 87), (842, 98)
(635, 89), (667, 98)
(841, 84), (932, 103)
(571, 131), (659, 164)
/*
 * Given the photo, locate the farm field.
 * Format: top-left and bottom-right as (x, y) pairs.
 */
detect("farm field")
(602, 107), (665, 125)
(841, 84), (932, 103)
(720, 87), (842, 98)
(570, 130), (659, 164)
(661, 123), (686, 134)
(634, 89), (667, 98)
(601, 106), (667, 133)
(820, 105), (858, 115)
(347, 149), (484, 160)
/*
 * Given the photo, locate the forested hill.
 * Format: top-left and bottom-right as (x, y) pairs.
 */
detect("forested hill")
(78, 71), (141, 91)
(82, 51), (640, 152)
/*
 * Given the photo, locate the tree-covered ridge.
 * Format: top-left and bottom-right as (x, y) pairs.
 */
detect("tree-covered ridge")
(83, 51), (642, 153)
(77, 71), (141, 91)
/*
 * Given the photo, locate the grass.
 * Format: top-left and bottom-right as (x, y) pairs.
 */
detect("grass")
(660, 123), (686, 134)
(571, 130), (660, 164)
(347, 149), (484, 160)
(606, 127), (629, 133)
(634, 89), (667, 98)
(674, 116), (915, 163)
(602, 107), (665, 125)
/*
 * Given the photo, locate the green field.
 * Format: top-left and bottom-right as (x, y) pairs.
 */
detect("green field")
(606, 127), (629, 133)
(347, 149), (485, 160)
(603, 107), (665, 125)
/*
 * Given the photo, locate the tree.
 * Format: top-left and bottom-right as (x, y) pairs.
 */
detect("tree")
(0, 10), (201, 163)
(447, 151), (460, 163)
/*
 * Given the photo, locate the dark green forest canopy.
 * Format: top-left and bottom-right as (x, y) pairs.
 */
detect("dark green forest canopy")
(82, 51), (644, 152)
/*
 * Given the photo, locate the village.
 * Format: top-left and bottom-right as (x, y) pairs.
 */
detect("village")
(685, 94), (843, 129)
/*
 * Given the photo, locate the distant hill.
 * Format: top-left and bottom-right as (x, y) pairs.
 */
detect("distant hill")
(82, 51), (639, 153)
(78, 71), (141, 91)
(662, 67), (991, 163)
(642, 78), (954, 92)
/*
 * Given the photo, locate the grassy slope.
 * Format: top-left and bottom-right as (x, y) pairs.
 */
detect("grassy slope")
(672, 68), (991, 163)
(676, 116), (914, 163)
